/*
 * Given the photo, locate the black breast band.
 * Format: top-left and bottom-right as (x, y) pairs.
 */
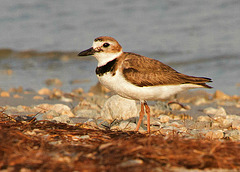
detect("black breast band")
(96, 58), (117, 76)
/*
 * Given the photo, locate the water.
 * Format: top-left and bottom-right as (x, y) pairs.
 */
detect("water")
(0, 0), (240, 95)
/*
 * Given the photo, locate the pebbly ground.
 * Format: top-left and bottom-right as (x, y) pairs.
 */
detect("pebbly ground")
(0, 83), (240, 141)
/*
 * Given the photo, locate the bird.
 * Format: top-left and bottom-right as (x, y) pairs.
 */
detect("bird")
(78, 36), (212, 133)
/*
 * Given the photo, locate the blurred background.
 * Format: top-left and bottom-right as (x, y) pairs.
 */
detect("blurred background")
(0, 0), (239, 95)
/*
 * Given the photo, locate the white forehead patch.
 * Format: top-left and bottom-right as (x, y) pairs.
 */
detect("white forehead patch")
(92, 41), (104, 49)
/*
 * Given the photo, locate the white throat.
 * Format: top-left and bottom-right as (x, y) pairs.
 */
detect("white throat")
(94, 51), (123, 67)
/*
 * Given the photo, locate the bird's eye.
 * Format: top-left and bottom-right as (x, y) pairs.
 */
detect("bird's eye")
(103, 43), (110, 47)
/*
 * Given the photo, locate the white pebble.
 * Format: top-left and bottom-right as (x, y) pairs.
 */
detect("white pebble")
(205, 130), (224, 139)
(158, 115), (170, 123)
(197, 116), (212, 122)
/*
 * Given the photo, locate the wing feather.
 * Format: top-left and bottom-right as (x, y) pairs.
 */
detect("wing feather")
(122, 53), (212, 88)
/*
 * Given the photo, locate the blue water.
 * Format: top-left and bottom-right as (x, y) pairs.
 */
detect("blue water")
(0, 0), (240, 95)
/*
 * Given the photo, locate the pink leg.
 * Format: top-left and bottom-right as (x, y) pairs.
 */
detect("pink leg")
(144, 102), (151, 134)
(135, 102), (145, 132)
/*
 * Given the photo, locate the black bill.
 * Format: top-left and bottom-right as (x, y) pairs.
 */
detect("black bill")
(78, 47), (96, 56)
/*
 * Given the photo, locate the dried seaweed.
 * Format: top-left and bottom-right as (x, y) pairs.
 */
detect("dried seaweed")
(1, 111), (240, 171)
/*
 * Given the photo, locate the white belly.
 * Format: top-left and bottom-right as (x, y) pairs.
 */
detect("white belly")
(98, 70), (202, 101)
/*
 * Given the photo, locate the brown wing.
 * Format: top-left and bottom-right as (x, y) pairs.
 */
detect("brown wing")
(122, 52), (212, 88)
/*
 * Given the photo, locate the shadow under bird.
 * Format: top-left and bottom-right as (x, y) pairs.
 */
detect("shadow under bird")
(78, 36), (212, 133)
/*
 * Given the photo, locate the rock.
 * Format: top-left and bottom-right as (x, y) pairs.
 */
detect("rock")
(177, 90), (210, 103)
(73, 100), (101, 118)
(74, 109), (99, 118)
(158, 115), (170, 123)
(168, 103), (182, 110)
(232, 120), (240, 130)
(227, 115), (240, 121)
(213, 90), (231, 100)
(213, 107), (227, 118)
(203, 107), (217, 115)
(13, 94), (23, 98)
(45, 78), (62, 86)
(189, 121), (211, 130)
(38, 88), (51, 95)
(225, 130), (240, 141)
(33, 95), (44, 100)
(203, 107), (227, 117)
(143, 117), (160, 126)
(100, 95), (138, 121)
(119, 121), (137, 131)
(194, 98), (208, 105)
(205, 130), (224, 139)
(221, 119), (233, 128)
(169, 121), (183, 128)
(60, 96), (73, 102)
(79, 135), (90, 139)
(211, 121), (221, 129)
(53, 115), (70, 123)
(1, 91), (10, 97)
(34, 104), (74, 117)
(50, 88), (64, 99)
(9, 86), (23, 93)
(197, 116), (212, 122)
(118, 159), (143, 168)
(72, 88), (84, 95)
(86, 95), (107, 107)
(42, 110), (59, 120)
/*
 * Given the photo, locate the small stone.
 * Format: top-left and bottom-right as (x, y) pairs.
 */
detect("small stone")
(158, 115), (170, 123)
(212, 121), (221, 128)
(221, 118), (233, 128)
(45, 78), (62, 86)
(194, 98), (208, 105)
(214, 107), (227, 118)
(197, 116), (212, 122)
(74, 109), (99, 118)
(203, 107), (218, 115)
(203, 107), (227, 117)
(190, 121), (211, 130)
(50, 88), (64, 99)
(79, 135), (90, 139)
(227, 115), (240, 121)
(119, 121), (137, 131)
(1, 91), (10, 97)
(87, 92), (94, 97)
(118, 159), (143, 168)
(169, 121), (183, 128)
(34, 104), (74, 117)
(52, 115), (70, 123)
(42, 110), (59, 119)
(38, 88), (51, 95)
(213, 90), (231, 100)
(72, 88), (84, 95)
(205, 130), (224, 139)
(52, 117), (62, 122)
(33, 95), (44, 100)
(168, 103), (182, 110)
(9, 86), (23, 93)
(100, 95), (138, 120)
(232, 120), (240, 130)
(60, 96), (73, 102)
(143, 117), (160, 126)
(225, 130), (240, 141)
(13, 94), (23, 98)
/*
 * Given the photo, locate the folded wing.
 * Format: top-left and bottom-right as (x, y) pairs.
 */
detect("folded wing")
(122, 53), (212, 88)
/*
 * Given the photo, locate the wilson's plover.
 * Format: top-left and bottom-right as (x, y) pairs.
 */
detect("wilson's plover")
(78, 36), (212, 133)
